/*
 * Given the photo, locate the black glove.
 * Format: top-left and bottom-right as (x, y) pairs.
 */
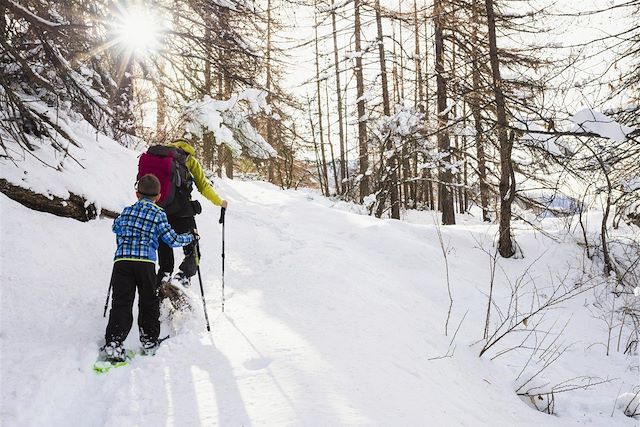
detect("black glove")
(191, 231), (200, 242)
(191, 200), (202, 215)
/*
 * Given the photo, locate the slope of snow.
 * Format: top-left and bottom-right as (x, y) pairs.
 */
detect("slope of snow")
(0, 115), (139, 214)
(1, 177), (637, 425)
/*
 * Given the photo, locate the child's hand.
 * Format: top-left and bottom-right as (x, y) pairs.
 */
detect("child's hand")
(222, 200), (228, 209)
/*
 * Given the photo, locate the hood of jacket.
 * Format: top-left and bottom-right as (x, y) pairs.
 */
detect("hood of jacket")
(169, 139), (196, 156)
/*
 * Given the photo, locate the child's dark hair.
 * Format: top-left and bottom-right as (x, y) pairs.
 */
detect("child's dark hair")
(137, 174), (161, 197)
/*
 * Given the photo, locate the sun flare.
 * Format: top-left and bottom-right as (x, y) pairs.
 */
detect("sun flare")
(113, 7), (161, 55)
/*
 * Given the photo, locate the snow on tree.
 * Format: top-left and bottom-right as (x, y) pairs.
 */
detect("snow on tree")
(184, 90), (277, 160)
(0, 0), (115, 157)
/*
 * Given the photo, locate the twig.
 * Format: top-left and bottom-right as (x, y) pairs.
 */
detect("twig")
(433, 213), (453, 336)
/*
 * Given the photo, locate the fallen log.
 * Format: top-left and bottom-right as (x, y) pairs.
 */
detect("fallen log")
(0, 178), (118, 221)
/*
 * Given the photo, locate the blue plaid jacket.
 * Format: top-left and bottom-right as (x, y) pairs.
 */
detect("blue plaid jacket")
(113, 198), (193, 262)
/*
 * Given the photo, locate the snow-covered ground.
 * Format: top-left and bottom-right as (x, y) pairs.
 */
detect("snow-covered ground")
(1, 168), (638, 425)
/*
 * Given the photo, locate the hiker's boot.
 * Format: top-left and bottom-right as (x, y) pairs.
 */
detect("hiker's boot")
(100, 341), (125, 362)
(140, 339), (159, 356)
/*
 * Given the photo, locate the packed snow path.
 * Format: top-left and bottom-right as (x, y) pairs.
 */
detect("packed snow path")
(1, 179), (636, 426)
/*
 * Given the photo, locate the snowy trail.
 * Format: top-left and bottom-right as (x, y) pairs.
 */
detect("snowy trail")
(1, 179), (636, 426)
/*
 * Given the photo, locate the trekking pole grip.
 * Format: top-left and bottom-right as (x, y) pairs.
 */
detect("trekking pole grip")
(219, 207), (226, 224)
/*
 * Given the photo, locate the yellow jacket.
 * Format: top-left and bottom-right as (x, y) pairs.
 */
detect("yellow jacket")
(169, 140), (224, 207)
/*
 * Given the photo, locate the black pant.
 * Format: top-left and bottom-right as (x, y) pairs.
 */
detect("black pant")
(157, 215), (198, 285)
(105, 261), (159, 345)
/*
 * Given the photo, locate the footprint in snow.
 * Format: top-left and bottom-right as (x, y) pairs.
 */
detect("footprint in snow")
(243, 356), (273, 371)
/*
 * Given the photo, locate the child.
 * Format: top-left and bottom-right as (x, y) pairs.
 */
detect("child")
(101, 174), (194, 361)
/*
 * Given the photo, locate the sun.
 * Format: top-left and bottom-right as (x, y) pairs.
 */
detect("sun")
(113, 6), (162, 55)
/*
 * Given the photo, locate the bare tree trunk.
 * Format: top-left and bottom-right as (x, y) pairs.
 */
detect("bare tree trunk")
(266, 0), (275, 183)
(451, 41), (464, 214)
(308, 97), (326, 195)
(204, 28), (212, 95)
(325, 80), (340, 193)
(462, 100), (469, 212)
(354, 0), (369, 202)
(602, 190), (613, 274)
(216, 71), (224, 178)
(411, 0), (422, 208)
(331, 0), (346, 194)
(472, 0), (491, 222)
(392, 14), (407, 208)
(392, 12), (400, 105)
(202, 28), (214, 169)
(485, 0), (515, 256)
(593, 153), (614, 274)
(314, 8), (330, 195)
(434, 0), (455, 224)
(375, 0), (400, 219)
(155, 77), (166, 140)
(424, 12), (435, 210)
(219, 6), (233, 179)
(343, 58), (350, 188)
(111, 56), (135, 140)
(398, 0), (405, 102)
(414, 1), (424, 111)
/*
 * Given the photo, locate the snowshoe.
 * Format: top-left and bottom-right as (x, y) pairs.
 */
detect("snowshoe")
(93, 346), (135, 374)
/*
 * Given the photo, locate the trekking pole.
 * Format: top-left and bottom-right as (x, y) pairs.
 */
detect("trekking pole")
(193, 218), (211, 331)
(219, 207), (226, 313)
(193, 222), (211, 332)
(196, 260), (211, 331)
(103, 283), (112, 317)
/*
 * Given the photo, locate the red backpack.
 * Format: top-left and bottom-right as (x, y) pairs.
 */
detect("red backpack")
(137, 145), (192, 215)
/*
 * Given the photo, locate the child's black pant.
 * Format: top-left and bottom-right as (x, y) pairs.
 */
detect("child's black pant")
(105, 260), (159, 345)
(157, 215), (197, 284)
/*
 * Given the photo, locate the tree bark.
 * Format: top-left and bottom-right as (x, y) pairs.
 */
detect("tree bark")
(414, 0), (424, 110)
(314, 8), (330, 195)
(423, 12), (435, 210)
(331, 0), (346, 194)
(485, 0), (515, 257)
(266, 0), (275, 184)
(308, 97), (326, 194)
(354, 0), (369, 202)
(471, 0), (491, 221)
(111, 56), (135, 140)
(217, 6), (233, 178)
(375, 0), (399, 219)
(434, 0), (456, 224)
(155, 59), (166, 142)
(325, 80), (340, 193)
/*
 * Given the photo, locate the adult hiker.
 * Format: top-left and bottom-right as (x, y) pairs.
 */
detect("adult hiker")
(138, 139), (228, 290)
(101, 174), (194, 361)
